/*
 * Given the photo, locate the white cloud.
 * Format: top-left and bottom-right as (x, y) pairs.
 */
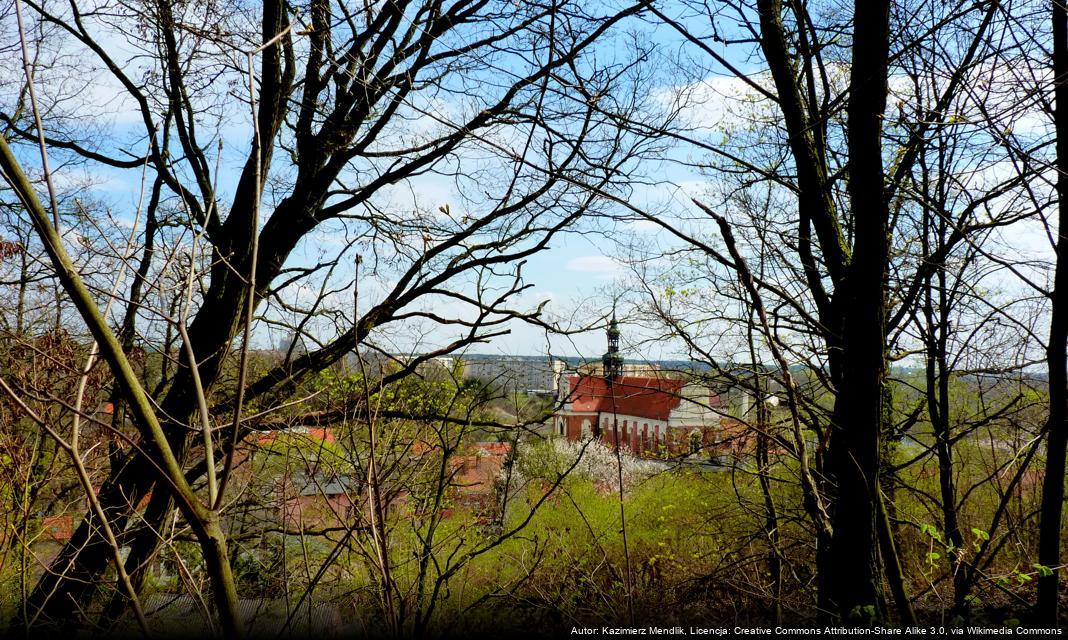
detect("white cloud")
(626, 219), (662, 233)
(565, 255), (623, 274)
(651, 73), (777, 133)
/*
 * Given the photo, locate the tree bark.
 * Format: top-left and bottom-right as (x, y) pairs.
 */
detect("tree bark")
(820, 0), (892, 623)
(1037, 0), (1068, 624)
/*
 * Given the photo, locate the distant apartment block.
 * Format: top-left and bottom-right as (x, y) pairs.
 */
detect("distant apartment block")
(461, 357), (567, 394)
(574, 361), (663, 377)
(344, 351), (460, 379)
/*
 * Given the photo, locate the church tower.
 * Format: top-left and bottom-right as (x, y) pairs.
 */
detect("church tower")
(602, 312), (623, 382)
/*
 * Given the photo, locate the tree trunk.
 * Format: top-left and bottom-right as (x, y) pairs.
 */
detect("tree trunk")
(820, 0), (892, 623)
(878, 488), (917, 625)
(1037, 0), (1068, 624)
(757, 426), (783, 624)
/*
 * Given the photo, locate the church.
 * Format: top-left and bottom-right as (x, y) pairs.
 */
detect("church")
(552, 315), (753, 459)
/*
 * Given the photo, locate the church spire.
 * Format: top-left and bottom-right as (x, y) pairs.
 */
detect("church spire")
(602, 310), (623, 381)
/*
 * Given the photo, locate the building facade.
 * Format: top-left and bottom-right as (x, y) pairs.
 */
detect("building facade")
(461, 357), (567, 394)
(553, 374), (744, 457)
(552, 316), (754, 459)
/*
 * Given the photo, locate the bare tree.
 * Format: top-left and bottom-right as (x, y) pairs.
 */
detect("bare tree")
(0, 0), (653, 632)
(602, 0), (1043, 623)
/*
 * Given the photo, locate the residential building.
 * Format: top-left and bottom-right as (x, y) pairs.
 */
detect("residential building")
(461, 356), (567, 394)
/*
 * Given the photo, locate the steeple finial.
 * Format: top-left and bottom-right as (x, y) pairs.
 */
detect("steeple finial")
(603, 309), (623, 381)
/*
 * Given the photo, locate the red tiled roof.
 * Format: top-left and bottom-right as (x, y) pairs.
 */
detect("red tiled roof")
(470, 442), (512, 456)
(305, 428), (336, 444)
(451, 442), (512, 495)
(41, 515), (73, 541)
(568, 375), (687, 421)
(254, 427), (336, 446)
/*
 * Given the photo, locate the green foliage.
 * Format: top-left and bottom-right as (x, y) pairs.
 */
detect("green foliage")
(1033, 564), (1054, 578)
(848, 604), (879, 624)
(920, 523), (944, 545)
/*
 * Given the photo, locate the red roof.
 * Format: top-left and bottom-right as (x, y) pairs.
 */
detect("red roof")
(451, 442), (513, 496)
(41, 515), (73, 541)
(254, 427), (336, 446)
(568, 375), (687, 421)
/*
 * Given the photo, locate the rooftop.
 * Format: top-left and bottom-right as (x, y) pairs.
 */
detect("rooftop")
(568, 375), (692, 421)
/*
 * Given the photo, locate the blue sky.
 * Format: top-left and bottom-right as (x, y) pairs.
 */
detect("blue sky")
(6, 1), (1059, 369)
